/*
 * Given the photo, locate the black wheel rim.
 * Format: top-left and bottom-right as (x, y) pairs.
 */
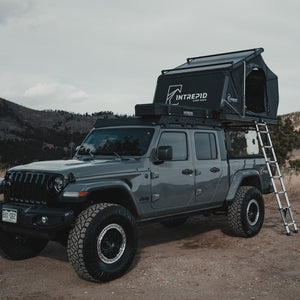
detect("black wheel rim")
(247, 199), (259, 226)
(97, 223), (126, 264)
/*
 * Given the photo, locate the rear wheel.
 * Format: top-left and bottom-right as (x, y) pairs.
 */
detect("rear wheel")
(227, 186), (264, 237)
(0, 230), (48, 260)
(67, 203), (137, 282)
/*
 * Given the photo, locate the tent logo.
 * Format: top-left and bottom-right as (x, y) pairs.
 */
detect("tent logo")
(166, 84), (208, 105)
(166, 85), (183, 105)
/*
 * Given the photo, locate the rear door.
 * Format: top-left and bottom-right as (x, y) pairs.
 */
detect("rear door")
(192, 130), (227, 207)
(150, 130), (195, 210)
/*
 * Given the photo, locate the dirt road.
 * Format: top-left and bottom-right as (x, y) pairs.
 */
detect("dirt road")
(1, 194), (300, 300)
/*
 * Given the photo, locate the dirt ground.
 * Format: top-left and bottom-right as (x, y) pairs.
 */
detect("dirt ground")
(0, 194), (300, 300)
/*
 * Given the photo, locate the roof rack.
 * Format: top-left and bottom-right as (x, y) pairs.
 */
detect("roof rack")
(95, 102), (277, 130)
(161, 61), (233, 74)
(94, 115), (222, 130)
(135, 103), (277, 127)
(161, 48), (265, 75)
(186, 48), (263, 63)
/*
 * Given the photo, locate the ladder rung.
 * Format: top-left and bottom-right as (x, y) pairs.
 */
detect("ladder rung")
(263, 146), (273, 149)
(272, 176), (282, 179)
(257, 123), (266, 126)
(275, 191), (286, 195)
(268, 160), (277, 164)
(260, 131), (268, 133)
(287, 223), (295, 226)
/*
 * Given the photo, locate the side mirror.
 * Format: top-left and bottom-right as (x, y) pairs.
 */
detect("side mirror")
(157, 146), (173, 161)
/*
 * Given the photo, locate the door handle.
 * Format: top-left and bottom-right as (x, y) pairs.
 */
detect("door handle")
(182, 169), (194, 175)
(210, 167), (220, 173)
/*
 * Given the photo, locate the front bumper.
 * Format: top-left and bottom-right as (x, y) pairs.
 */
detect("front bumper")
(0, 202), (75, 240)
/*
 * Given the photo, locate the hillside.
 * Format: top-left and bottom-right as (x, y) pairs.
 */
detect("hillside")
(281, 111), (300, 131)
(0, 98), (107, 139)
(0, 98), (119, 167)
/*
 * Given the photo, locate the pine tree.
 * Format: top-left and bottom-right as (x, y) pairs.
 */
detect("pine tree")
(269, 117), (297, 165)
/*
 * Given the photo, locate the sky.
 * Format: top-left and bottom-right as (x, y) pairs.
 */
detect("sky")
(0, 0), (299, 115)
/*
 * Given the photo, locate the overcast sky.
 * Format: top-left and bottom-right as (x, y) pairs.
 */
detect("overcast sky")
(0, 0), (299, 115)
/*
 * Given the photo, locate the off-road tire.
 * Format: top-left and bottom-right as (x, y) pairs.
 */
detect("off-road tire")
(0, 230), (48, 260)
(161, 216), (188, 228)
(227, 186), (264, 237)
(67, 203), (137, 282)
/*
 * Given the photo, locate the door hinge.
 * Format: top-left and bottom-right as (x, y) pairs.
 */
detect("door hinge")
(151, 172), (159, 179)
(152, 194), (160, 202)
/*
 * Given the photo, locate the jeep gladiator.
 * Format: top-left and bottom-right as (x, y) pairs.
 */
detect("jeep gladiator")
(0, 118), (272, 282)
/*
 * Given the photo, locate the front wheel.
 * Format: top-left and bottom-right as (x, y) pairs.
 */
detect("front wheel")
(227, 186), (264, 237)
(67, 203), (137, 282)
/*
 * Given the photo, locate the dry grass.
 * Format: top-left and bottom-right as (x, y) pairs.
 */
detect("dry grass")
(289, 148), (300, 160)
(281, 172), (300, 198)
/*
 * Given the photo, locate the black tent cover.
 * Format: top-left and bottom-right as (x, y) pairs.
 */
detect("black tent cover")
(152, 48), (279, 124)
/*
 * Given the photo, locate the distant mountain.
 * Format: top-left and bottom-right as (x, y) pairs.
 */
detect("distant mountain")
(0, 98), (120, 167)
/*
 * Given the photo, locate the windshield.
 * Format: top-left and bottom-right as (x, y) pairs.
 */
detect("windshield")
(78, 127), (155, 157)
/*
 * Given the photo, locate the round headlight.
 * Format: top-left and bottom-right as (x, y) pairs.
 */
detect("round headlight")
(54, 176), (64, 193)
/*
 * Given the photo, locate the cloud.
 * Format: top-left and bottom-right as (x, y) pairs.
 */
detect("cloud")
(23, 81), (89, 106)
(24, 82), (63, 97)
(0, 0), (33, 25)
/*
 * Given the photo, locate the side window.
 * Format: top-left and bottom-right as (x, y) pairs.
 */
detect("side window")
(158, 132), (187, 161)
(195, 133), (217, 160)
(228, 130), (260, 156)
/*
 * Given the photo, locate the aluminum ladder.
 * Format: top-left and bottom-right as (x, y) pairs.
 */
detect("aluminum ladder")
(255, 121), (298, 235)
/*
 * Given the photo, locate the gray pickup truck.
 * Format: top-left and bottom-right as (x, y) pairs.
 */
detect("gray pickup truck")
(0, 115), (272, 282)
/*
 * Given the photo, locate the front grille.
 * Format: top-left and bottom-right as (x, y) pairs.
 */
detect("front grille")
(4, 171), (59, 205)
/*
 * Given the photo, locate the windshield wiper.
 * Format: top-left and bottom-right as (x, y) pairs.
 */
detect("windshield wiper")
(112, 152), (132, 161)
(113, 152), (122, 159)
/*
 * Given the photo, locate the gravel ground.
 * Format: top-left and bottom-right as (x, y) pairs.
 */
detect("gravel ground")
(1, 194), (300, 300)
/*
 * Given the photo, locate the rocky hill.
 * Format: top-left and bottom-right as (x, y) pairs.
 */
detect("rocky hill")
(281, 111), (300, 131)
(0, 98), (120, 167)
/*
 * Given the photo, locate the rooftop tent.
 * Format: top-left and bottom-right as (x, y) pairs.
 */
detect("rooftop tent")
(152, 48), (279, 124)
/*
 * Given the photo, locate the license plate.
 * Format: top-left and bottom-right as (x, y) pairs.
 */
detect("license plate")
(2, 209), (17, 223)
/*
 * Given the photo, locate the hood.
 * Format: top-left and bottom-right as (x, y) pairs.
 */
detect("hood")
(9, 157), (148, 179)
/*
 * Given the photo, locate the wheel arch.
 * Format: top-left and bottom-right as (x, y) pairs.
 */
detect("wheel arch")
(226, 170), (262, 202)
(86, 186), (138, 218)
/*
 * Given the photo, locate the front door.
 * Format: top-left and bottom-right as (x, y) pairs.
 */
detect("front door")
(151, 131), (195, 210)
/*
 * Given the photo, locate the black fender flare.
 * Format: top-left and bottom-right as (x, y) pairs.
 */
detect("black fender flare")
(60, 180), (138, 216)
(225, 170), (263, 202)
